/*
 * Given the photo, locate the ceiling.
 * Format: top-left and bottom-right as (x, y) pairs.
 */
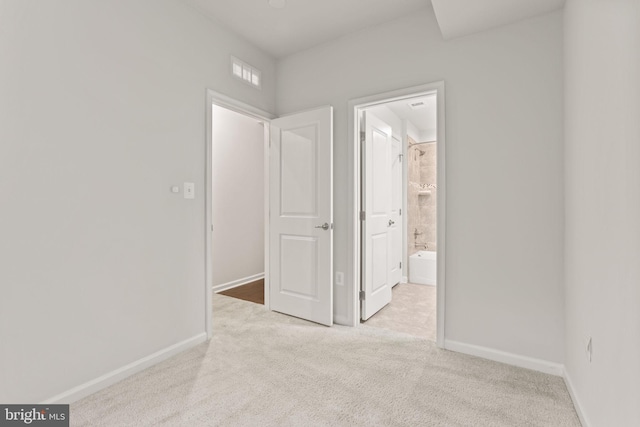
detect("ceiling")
(181, 0), (566, 58)
(181, 0), (429, 58)
(431, 0), (565, 39)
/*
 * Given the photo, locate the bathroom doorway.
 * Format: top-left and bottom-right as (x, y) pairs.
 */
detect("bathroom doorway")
(350, 83), (445, 345)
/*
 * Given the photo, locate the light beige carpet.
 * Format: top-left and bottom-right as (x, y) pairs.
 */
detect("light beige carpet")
(71, 295), (580, 426)
(363, 283), (437, 341)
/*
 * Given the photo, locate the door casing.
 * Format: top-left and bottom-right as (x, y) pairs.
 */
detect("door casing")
(348, 82), (446, 348)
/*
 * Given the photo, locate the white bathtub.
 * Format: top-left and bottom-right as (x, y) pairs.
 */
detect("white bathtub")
(409, 251), (437, 285)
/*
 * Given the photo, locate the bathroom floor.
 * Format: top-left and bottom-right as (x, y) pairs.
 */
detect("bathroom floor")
(361, 282), (437, 341)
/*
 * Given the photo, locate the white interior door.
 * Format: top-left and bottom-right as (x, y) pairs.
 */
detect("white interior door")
(389, 136), (403, 286)
(361, 112), (393, 320)
(269, 107), (333, 326)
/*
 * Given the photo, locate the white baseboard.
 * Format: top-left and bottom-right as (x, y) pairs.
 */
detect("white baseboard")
(563, 369), (590, 427)
(42, 333), (208, 404)
(213, 273), (265, 293)
(402, 276), (408, 284)
(444, 339), (564, 376)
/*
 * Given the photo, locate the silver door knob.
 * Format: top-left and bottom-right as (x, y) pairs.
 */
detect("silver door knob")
(388, 220), (395, 227)
(315, 223), (330, 230)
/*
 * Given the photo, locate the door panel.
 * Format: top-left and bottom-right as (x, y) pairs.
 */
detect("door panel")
(269, 107), (333, 326)
(372, 129), (390, 215)
(280, 126), (317, 216)
(361, 112), (393, 320)
(371, 233), (388, 292)
(280, 235), (318, 299)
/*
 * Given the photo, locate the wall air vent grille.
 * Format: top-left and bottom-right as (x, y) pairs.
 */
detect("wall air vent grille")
(231, 56), (261, 89)
(408, 101), (426, 110)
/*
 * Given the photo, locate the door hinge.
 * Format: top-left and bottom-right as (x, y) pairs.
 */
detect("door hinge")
(399, 262), (402, 269)
(360, 211), (366, 221)
(399, 153), (403, 162)
(360, 131), (366, 143)
(399, 208), (402, 216)
(211, 225), (214, 232)
(359, 290), (366, 301)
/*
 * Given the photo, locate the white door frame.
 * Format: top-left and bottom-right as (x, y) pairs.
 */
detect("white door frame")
(205, 89), (275, 339)
(347, 82), (446, 348)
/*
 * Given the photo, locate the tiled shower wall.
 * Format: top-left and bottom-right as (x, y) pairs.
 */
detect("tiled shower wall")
(408, 136), (437, 257)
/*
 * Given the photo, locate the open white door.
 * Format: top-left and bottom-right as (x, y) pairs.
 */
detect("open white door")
(269, 107), (333, 326)
(361, 112), (393, 320)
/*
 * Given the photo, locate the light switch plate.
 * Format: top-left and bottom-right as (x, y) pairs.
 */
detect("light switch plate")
(184, 182), (195, 199)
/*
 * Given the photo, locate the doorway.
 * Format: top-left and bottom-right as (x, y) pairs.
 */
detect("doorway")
(349, 82), (446, 346)
(205, 90), (335, 336)
(205, 90), (274, 338)
(210, 104), (267, 305)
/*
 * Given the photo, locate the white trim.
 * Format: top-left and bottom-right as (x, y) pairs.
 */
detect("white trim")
(434, 85), (446, 349)
(334, 315), (350, 325)
(207, 90), (274, 122)
(262, 123), (271, 310)
(206, 89), (274, 338)
(205, 91), (213, 339)
(401, 122), (409, 290)
(563, 369), (590, 427)
(346, 102), (359, 327)
(444, 339), (564, 376)
(213, 273), (265, 294)
(347, 82), (447, 349)
(41, 333), (207, 404)
(276, 104), (333, 119)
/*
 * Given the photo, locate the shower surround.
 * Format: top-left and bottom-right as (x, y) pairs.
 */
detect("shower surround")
(408, 136), (437, 257)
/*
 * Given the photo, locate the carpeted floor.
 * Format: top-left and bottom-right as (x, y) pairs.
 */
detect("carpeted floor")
(71, 295), (580, 426)
(363, 282), (437, 341)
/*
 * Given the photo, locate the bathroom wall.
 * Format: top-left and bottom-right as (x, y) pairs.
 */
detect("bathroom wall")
(408, 138), (437, 257)
(420, 142), (437, 251)
(366, 105), (403, 138)
(407, 136), (420, 256)
(408, 117), (437, 142)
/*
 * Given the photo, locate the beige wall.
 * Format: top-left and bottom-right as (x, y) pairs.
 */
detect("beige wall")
(419, 142), (437, 251)
(408, 139), (437, 256)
